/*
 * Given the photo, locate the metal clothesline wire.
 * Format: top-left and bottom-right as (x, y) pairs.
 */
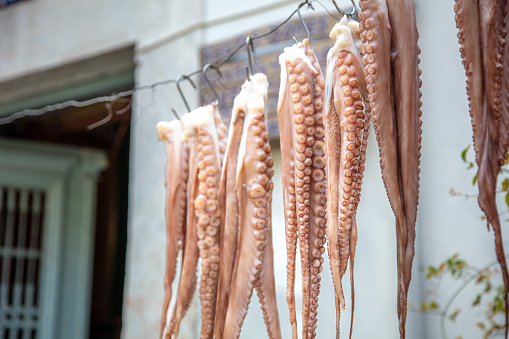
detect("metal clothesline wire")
(0, 0), (353, 127)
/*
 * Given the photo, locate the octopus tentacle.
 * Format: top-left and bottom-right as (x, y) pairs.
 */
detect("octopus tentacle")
(157, 121), (188, 338)
(358, 1), (409, 337)
(334, 50), (366, 339)
(255, 154), (281, 339)
(224, 74), (274, 338)
(303, 39), (327, 339)
(478, 0), (509, 334)
(348, 107), (370, 339)
(325, 19), (367, 337)
(454, 0), (484, 164)
(324, 80), (343, 339)
(358, 0), (408, 329)
(288, 55), (315, 339)
(214, 86), (249, 339)
(181, 106), (222, 339)
(499, 6), (509, 169)
(279, 42), (326, 338)
(324, 49), (344, 339)
(455, 0), (509, 334)
(385, 0), (423, 336)
(334, 34), (366, 286)
(167, 138), (200, 339)
(278, 49), (300, 339)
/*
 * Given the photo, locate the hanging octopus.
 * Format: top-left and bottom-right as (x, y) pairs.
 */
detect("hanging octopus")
(356, 0), (422, 337)
(157, 103), (226, 339)
(183, 106), (223, 339)
(221, 73), (281, 339)
(278, 37), (327, 339)
(214, 82), (249, 339)
(324, 15), (369, 339)
(454, 0), (509, 335)
(164, 121), (200, 339)
(357, 0), (422, 337)
(156, 120), (189, 339)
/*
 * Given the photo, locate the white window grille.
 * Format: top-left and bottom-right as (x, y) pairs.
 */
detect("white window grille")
(0, 138), (107, 339)
(0, 188), (45, 339)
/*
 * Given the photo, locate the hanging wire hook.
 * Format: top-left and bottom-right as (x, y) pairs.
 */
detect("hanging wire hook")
(246, 36), (255, 80)
(349, 0), (357, 16)
(297, 1), (314, 41)
(87, 97), (132, 130)
(88, 102), (114, 130)
(330, 0), (345, 15)
(176, 74), (197, 112)
(202, 64), (222, 106)
(330, 0), (357, 16)
(171, 108), (180, 120)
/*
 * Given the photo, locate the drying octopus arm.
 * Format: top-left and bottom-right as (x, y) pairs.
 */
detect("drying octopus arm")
(182, 106), (222, 339)
(385, 0), (423, 337)
(255, 180), (282, 339)
(478, 0), (509, 334)
(500, 5), (509, 169)
(358, 0), (407, 319)
(166, 137), (200, 339)
(279, 42), (323, 338)
(223, 73), (274, 338)
(156, 121), (188, 339)
(250, 75), (281, 339)
(277, 50), (299, 339)
(454, 0), (484, 164)
(287, 49), (316, 338)
(501, 7), (509, 334)
(358, 1), (408, 337)
(213, 84), (249, 339)
(325, 18), (368, 337)
(332, 38), (367, 339)
(302, 38), (328, 339)
(324, 54), (343, 338)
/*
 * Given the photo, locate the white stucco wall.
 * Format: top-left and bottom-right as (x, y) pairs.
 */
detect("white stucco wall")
(1, 0), (506, 338)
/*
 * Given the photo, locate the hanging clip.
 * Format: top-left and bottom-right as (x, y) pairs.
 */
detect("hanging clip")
(245, 36), (255, 80)
(296, 1), (314, 42)
(176, 74), (197, 113)
(203, 64), (222, 106)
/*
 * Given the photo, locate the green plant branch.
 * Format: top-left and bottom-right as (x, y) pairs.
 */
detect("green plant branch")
(436, 256), (508, 339)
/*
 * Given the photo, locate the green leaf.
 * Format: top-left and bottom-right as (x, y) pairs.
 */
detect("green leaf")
(426, 267), (435, 279)
(473, 174), (478, 185)
(429, 301), (439, 310)
(473, 294), (482, 306)
(502, 178), (509, 191)
(461, 146), (470, 162)
(467, 162), (474, 170)
(484, 282), (492, 293)
(505, 191), (509, 208)
(426, 266), (441, 279)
